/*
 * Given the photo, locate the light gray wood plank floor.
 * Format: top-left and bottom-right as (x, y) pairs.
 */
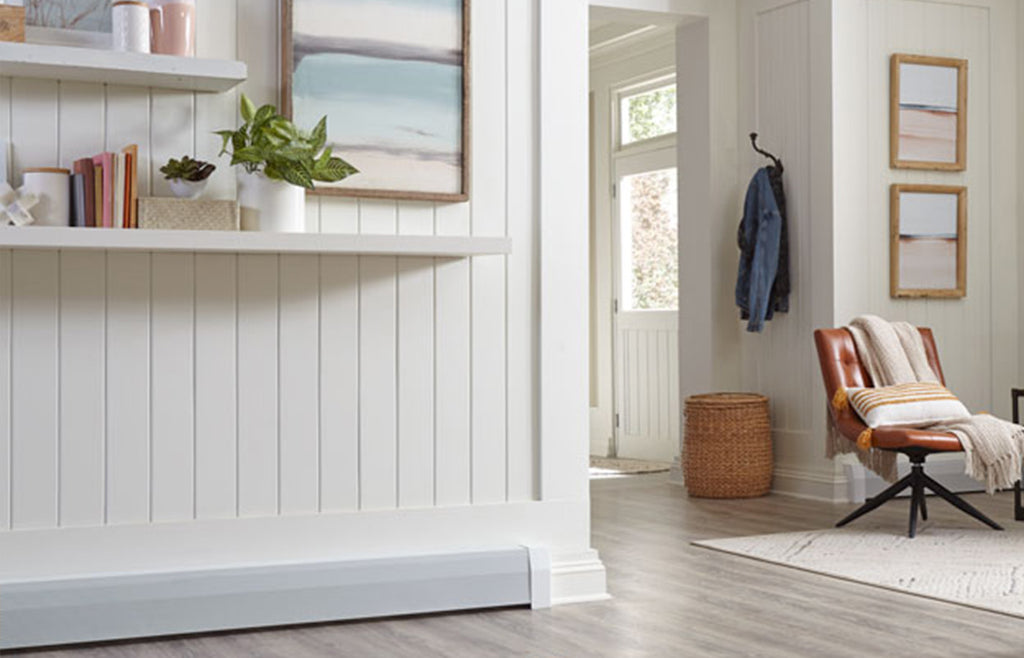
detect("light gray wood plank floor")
(11, 474), (1024, 657)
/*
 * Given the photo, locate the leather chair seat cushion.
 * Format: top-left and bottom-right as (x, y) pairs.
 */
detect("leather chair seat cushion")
(869, 425), (963, 452)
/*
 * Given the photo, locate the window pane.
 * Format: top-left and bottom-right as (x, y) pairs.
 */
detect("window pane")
(621, 84), (677, 145)
(621, 168), (678, 310)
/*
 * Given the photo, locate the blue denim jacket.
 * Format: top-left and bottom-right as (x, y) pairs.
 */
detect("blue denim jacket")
(735, 168), (782, 333)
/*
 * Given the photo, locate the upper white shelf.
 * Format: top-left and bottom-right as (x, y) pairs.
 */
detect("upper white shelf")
(0, 42), (247, 92)
(0, 226), (511, 257)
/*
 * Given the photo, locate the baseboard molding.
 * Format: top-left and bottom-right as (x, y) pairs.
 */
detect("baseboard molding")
(772, 465), (848, 502)
(0, 548), (538, 650)
(549, 548), (610, 605)
(845, 455), (980, 503)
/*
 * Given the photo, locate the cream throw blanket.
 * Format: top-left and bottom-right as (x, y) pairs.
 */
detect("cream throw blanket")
(827, 315), (1024, 493)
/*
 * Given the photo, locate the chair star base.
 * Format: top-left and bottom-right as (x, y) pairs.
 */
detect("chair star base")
(836, 453), (1003, 538)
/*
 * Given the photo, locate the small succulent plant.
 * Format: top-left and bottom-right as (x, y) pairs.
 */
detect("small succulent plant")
(160, 155), (216, 182)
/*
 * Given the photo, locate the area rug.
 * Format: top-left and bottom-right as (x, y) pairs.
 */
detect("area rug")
(693, 526), (1024, 618)
(589, 457), (671, 478)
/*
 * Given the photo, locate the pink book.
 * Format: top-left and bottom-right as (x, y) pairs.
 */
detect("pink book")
(92, 152), (114, 228)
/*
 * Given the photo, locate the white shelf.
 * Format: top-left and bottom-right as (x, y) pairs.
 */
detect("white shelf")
(0, 226), (511, 257)
(0, 42), (247, 92)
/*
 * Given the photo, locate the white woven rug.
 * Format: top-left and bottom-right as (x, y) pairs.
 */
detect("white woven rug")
(694, 526), (1024, 618)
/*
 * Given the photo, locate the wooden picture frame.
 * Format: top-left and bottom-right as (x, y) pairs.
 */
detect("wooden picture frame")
(281, 0), (471, 203)
(890, 184), (966, 298)
(890, 53), (967, 170)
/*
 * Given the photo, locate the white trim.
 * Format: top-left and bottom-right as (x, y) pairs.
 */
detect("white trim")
(844, 455), (982, 504)
(772, 464), (848, 502)
(526, 546), (553, 609)
(549, 548), (611, 605)
(0, 548), (532, 650)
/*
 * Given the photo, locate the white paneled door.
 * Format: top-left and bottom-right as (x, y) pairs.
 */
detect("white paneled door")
(612, 144), (679, 462)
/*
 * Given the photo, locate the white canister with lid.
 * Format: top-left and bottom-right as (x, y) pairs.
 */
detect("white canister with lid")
(21, 167), (70, 227)
(112, 1), (151, 53)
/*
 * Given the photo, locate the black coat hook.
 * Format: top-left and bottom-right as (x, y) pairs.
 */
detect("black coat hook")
(749, 132), (783, 172)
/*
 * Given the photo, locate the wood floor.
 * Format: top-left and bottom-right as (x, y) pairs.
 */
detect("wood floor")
(13, 475), (1024, 657)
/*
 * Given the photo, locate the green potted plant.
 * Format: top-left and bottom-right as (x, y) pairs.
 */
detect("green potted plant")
(160, 155), (216, 199)
(216, 94), (357, 232)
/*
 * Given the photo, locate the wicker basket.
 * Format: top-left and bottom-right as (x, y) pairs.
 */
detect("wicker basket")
(683, 393), (772, 498)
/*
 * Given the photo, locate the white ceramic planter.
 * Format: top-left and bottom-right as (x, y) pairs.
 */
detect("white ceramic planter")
(168, 178), (207, 199)
(237, 172), (306, 232)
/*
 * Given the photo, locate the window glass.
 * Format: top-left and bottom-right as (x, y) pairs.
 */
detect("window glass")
(620, 168), (678, 310)
(621, 84), (677, 145)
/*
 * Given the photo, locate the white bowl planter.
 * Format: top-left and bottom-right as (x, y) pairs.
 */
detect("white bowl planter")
(237, 172), (306, 232)
(168, 178), (208, 199)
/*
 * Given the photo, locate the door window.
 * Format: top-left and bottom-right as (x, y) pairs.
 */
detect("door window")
(619, 167), (678, 311)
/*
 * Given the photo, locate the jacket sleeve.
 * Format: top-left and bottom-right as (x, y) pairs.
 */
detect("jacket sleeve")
(745, 172), (782, 332)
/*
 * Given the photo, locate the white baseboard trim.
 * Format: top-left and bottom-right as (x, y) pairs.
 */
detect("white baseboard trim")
(1, 548), (536, 650)
(549, 548), (610, 605)
(772, 465), (848, 502)
(845, 455), (980, 503)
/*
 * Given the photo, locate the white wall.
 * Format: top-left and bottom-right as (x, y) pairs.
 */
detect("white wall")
(0, 0), (605, 609)
(739, 0), (1020, 501)
(737, 0), (838, 499)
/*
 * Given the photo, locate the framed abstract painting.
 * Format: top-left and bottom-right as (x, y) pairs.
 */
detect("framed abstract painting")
(890, 53), (967, 171)
(890, 184), (966, 298)
(281, 0), (471, 202)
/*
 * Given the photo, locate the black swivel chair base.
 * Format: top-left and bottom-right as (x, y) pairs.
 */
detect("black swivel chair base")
(836, 453), (1003, 538)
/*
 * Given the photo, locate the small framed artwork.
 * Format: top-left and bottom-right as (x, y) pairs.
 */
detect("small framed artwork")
(24, 0), (112, 48)
(890, 184), (966, 298)
(281, 0), (471, 203)
(890, 54), (967, 170)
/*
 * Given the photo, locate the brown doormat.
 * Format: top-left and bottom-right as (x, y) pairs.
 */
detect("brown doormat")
(590, 457), (672, 478)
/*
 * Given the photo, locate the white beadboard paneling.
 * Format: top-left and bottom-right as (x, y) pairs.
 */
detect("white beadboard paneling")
(278, 255), (320, 515)
(235, 0), (279, 108)
(320, 198), (360, 234)
(104, 86), (152, 196)
(359, 255), (398, 510)
(396, 257), (434, 508)
(318, 256), (359, 513)
(58, 82), (105, 171)
(470, 0), (508, 504)
(150, 253), (195, 523)
(435, 205), (472, 506)
(236, 255), (279, 517)
(150, 90), (195, 199)
(58, 251), (105, 527)
(105, 252), (151, 525)
(10, 250), (58, 529)
(10, 78), (58, 179)
(0, 250), (10, 529)
(505, 0), (538, 502)
(195, 0), (238, 201)
(194, 255), (238, 519)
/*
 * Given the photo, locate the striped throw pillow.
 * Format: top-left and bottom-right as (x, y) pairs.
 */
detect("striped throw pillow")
(845, 382), (971, 428)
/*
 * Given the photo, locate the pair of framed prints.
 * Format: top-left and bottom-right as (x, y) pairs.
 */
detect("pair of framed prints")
(889, 53), (967, 299)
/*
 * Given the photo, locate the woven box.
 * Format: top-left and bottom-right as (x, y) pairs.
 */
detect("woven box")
(138, 197), (239, 231)
(0, 6), (26, 43)
(682, 393), (772, 498)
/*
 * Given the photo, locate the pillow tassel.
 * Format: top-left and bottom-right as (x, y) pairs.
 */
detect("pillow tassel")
(856, 428), (873, 451)
(832, 387), (849, 412)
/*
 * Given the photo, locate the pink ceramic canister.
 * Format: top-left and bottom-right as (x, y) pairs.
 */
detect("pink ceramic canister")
(150, 0), (195, 57)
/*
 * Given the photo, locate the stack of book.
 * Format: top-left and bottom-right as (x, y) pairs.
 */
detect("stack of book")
(70, 145), (139, 228)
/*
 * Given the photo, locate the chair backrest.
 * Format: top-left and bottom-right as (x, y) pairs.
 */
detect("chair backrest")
(813, 326), (945, 409)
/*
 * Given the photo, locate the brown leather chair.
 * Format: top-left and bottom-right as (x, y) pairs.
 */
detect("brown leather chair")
(814, 327), (1002, 537)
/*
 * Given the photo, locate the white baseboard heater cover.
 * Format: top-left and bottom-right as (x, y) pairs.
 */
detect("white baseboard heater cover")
(1, 547), (537, 649)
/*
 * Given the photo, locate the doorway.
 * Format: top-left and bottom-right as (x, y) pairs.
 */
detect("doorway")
(589, 14), (680, 462)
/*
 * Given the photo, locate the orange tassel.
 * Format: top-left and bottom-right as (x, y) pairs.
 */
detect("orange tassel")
(857, 428), (873, 451)
(832, 387), (849, 412)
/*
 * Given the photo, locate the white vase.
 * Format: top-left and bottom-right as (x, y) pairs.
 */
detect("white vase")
(168, 177), (207, 199)
(237, 172), (306, 232)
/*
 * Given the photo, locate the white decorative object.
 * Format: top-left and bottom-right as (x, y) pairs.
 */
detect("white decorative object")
(21, 167), (69, 226)
(845, 382), (971, 428)
(168, 177), (207, 199)
(0, 181), (39, 226)
(237, 173), (305, 232)
(111, 1), (150, 53)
